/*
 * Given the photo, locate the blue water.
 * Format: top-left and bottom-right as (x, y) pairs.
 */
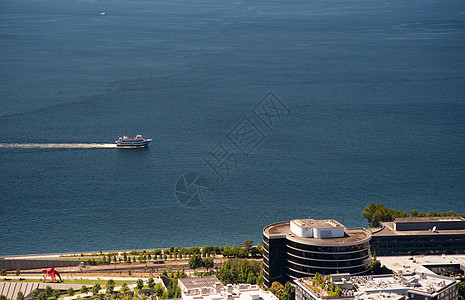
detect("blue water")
(1, 0), (464, 256)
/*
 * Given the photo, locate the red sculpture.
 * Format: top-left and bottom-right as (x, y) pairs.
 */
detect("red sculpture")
(42, 264), (62, 283)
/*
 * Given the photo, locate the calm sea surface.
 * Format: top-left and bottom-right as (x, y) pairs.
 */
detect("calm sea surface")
(1, 0), (464, 256)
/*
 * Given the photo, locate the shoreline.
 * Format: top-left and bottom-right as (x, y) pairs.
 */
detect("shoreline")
(0, 248), (176, 260)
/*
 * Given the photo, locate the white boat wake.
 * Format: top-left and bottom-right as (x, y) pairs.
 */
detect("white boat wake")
(0, 143), (117, 149)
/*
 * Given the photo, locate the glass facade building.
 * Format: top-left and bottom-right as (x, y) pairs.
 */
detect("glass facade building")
(263, 220), (372, 287)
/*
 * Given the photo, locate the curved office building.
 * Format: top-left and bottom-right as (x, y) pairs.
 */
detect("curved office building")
(263, 219), (372, 287)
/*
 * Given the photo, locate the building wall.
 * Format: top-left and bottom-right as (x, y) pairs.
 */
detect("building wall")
(290, 222), (313, 238)
(407, 282), (458, 300)
(371, 234), (465, 256)
(313, 227), (344, 239)
(263, 235), (287, 287)
(264, 235), (371, 287)
(286, 239), (371, 279)
(0, 260), (84, 271)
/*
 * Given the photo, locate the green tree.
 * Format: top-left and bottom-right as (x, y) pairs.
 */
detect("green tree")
(80, 285), (89, 294)
(189, 254), (204, 270)
(243, 240), (253, 257)
(52, 289), (61, 298)
(0, 295), (7, 300)
(148, 277), (155, 289)
(121, 283), (129, 294)
(203, 258), (214, 271)
(166, 278), (181, 298)
(128, 267), (133, 276)
(371, 257), (393, 275)
(256, 265), (264, 285)
(314, 273), (323, 286)
(269, 282), (285, 299)
(154, 283), (164, 297)
(15, 268), (21, 276)
(92, 283), (101, 295)
(106, 279), (115, 294)
(17, 291), (25, 300)
(67, 288), (75, 296)
(136, 279), (144, 291)
(0, 269), (7, 276)
(38, 292), (47, 300)
(458, 281), (465, 300)
(251, 247), (262, 258)
(202, 245), (215, 257)
(361, 203), (392, 227)
(45, 286), (53, 297)
(30, 290), (38, 299)
(282, 282), (295, 300)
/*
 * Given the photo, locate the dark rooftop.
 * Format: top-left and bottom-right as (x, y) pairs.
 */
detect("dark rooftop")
(372, 221), (465, 236)
(395, 216), (465, 223)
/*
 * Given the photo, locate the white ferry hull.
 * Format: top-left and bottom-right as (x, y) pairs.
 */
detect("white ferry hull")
(116, 143), (150, 148)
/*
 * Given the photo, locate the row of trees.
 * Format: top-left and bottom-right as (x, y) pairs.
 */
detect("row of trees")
(222, 241), (263, 258)
(29, 286), (62, 300)
(361, 203), (465, 227)
(83, 241), (263, 266)
(0, 269), (19, 276)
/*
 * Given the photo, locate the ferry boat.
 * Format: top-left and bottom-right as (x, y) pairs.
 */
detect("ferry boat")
(115, 135), (152, 148)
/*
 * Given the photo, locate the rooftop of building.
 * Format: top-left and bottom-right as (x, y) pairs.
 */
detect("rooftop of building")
(356, 292), (403, 299)
(371, 221), (465, 236)
(178, 276), (224, 291)
(394, 216), (465, 223)
(264, 221), (371, 245)
(295, 271), (458, 300)
(378, 254), (465, 276)
(352, 272), (457, 296)
(291, 219), (344, 229)
(179, 278), (277, 300)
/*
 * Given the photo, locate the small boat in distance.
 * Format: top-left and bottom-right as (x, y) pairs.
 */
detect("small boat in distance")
(115, 135), (152, 148)
(100, 12), (106, 16)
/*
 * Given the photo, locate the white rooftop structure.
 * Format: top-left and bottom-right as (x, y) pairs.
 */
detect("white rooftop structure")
(290, 219), (345, 238)
(351, 272), (457, 299)
(179, 276), (278, 300)
(378, 254), (465, 275)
